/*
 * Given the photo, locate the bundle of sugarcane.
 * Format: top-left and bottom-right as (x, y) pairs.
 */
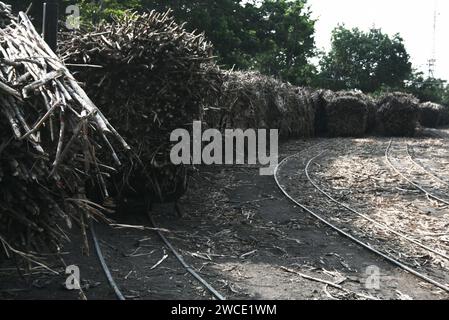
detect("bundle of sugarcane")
(0, 2), (12, 28)
(325, 91), (369, 137)
(377, 92), (419, 136)
(210, 71), (275, 130)
(0, 132), (72, 265)
(439, 104), (449, 126)
(310, 89), (333, 136)
(366, 100), (378, 133)
(338, 90), (377, 133)
(212, 70), (315, 138)
(418, 102), (448, 128)
(59, 10), (221, 203)
(288, 86), (316, 138)
(0, 8), (128, 266)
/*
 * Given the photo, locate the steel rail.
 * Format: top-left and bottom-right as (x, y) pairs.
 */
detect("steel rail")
(406, 144), (449, 188)
(305, 150), (449, 261)
(385, 140), (449, 206)
(90, 220), (126, 300)
(147, 213), (226, 301)
(274, 148), (449, 293)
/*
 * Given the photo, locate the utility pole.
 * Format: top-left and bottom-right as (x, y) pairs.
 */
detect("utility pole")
(42, 0), (59, 52)
(427, 2), (438, 78)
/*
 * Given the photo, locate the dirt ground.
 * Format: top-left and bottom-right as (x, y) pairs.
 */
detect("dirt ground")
(1, 128), (449, 300)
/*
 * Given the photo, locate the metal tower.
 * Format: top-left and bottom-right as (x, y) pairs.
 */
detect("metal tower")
(428, 3), (438, 78)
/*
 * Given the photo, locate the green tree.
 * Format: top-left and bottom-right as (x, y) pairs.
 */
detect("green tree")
(139, 0), (260, 69)
(8, 0), (317, 85)
(254, 0), (316, 85)
(318, 26), (412, 93)
(405, 71), (448, 104)
(68, 0), (316, 85)
(442, 87), (449, 106)
(140, 0), (317, 85)
(76, 0), (141, 22)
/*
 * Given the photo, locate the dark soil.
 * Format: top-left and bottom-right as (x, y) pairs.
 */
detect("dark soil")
(1, 129), (449, 300)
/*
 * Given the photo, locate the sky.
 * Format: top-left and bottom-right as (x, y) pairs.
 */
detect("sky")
(307, 0), (449, 81)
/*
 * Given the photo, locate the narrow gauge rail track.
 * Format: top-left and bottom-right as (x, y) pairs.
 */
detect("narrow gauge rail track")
(90, 214), (226, 301)
(91, 137), (449, 300)
(406, 144), (449, 188)
(386, 140), (449, 206)
(274, 142), (449, 294)
(305, 150), (449, 261)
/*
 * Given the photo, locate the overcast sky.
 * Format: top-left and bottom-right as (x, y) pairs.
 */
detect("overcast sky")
(307, 0), (449, 80)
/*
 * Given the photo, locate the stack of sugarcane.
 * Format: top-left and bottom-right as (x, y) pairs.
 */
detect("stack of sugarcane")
(210, 70), (315, 138)
(0, 1), (12, 28)
(288, 87), (316, 138)
(0, 6), (128, 266)
(418, 102), (449, 128)
(209, 71), (275, 130)
(439, 104), (449, 126)
(377, 92), (419, 136)
(60, 10), (221, 203)
(340, 90), (377, 133)
(324, 90), (372, 137)
(310, 89), (333, 136)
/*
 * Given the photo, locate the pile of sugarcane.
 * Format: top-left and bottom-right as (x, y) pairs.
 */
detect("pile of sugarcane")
(208, 71), (275, 130)
(286, 87), (316, 138)
(324, 91), (369, 137)
(439, 104), (449, 126)
(377, 92), (419, 136)
(418, 102), (449, 128)
(60, 10), (221, 202)
(0, 6), (128, 266)
(0, 2), (12, 28)
(341, 90), (377, 133)
(210, 70), (315, 138)
(311, 89), (378, 137)
(310, 89), (332, 136)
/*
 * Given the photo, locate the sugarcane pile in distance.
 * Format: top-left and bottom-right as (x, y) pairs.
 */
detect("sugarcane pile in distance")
(418, 102), (449, 128)
(309, 89), (332, 136)
(209, 70), (315, 139)
(324, 91), (369, 137)
(0, 7), (128, 267)
(377, 92), (419, 136)
(60, 10), (222, 203)
(208, 70), (427, 138)
(438, 104), (449, 126)
(209, 74), (385, 139)
(342, 90), (377, 134)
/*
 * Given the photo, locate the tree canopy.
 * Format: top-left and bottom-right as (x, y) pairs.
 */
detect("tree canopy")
(318, 26), (412, 93)
(7, 0), (315, 86)
(6, 1), (448, 104)
(405, 71), (449, 105)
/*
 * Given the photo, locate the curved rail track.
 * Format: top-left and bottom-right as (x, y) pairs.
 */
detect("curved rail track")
(90, 221), (126, 300)
(90, 213), (226, 301)
(305, 150), (449, 261)
(91, 135), (449, 300)
(275, 141), (449, 294)
(386, 140), (449, 206)
(406, 144), (449, 188)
